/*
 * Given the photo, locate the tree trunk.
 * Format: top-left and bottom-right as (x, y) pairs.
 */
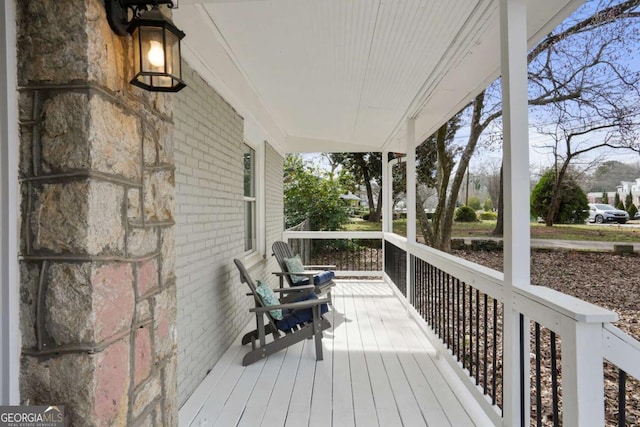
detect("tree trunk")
(434, 92), (486, 251)
(358, 155), (379, 222)
(492, 165), (504, 236)
(544, 160), (571, 226)
(375, 188), (383, 222)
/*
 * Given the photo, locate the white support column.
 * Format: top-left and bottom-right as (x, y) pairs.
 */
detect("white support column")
(500, 0), (530, 424)
(561, 321), (606, 426)
(405, 119), (416, 305)
(382, 150), (391, 234)
(1, 0), (20, 405)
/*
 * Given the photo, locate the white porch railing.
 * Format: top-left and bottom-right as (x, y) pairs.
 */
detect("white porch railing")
(284, 230), (640, 427)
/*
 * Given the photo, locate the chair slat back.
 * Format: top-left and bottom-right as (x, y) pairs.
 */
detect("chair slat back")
(234, 259), (278, 324)
(272, 241), (296, 287)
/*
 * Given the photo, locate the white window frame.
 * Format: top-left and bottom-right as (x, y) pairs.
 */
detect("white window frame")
(243, 139), (265, 264)
(1, 0), (20, 405)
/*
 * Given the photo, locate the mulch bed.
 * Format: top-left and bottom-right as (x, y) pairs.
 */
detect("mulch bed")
(452, 248), (640, 426)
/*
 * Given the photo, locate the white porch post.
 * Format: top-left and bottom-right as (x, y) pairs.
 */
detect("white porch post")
(405, 119), (416, 304)
(500, 0), (530, 424)
(561, 321), (606, 426)
(382, 150), (392, 234)
(0, 0), (20, 405)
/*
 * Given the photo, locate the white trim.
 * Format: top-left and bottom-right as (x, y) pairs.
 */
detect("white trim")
(500, 0), (530, 424)
(242, 142), (258, 255)
(1, 0), (20, 405)
(603, 324), (640, 379)
(381, 150), (391, 234)
(405, 118), (416, 309)
(256, 140), (266, 257)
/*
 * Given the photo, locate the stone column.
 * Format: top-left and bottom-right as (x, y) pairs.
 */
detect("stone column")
(16, 1), (177, 425)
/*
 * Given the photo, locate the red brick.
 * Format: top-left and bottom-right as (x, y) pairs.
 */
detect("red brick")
(134, 326), (152, 385)
(92, 263), (134, 342)
(94, 339), (130, 425)
(137, 259), (159, 297)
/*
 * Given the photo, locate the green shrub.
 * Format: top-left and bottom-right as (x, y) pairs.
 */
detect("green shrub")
(483, 199), (493, 212)
(616, 201), (625, 210)
(628, 203), (638, 219)
(468, 196), (482, 211)
(479, 211), (497, 221)
(530, 169), (589, 224)
(454, 206), (478, 222)
(362, 213), (370, 221)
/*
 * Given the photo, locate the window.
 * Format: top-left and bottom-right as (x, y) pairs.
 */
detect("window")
(243, 144), (256, 252)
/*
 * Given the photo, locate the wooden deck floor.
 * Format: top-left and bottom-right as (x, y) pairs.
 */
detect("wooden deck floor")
(180, 280), (487, 427)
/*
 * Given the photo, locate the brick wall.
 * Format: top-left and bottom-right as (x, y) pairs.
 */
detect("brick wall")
(174, 62), (284, 405)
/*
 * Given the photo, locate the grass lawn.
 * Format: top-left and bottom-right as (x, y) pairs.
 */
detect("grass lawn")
(342, 218), (640, 242)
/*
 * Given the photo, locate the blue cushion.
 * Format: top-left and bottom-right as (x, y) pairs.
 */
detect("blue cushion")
(295, 270), (335, 286)
(275, 293), (329, 331)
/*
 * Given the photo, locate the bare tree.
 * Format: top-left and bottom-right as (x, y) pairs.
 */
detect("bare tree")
(528, 0), (640, 225)
(415, 0), (640, 246)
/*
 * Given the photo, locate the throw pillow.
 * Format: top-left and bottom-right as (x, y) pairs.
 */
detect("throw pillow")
(255, 280), (283, 320)
(284, 255), (306, 284)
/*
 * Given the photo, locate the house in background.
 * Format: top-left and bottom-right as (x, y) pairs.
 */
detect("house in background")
(1, 0), (639, 426)
(618, 179), (640, 206)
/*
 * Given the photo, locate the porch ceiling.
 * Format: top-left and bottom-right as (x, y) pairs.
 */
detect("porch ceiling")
(175, 0), (583, 154)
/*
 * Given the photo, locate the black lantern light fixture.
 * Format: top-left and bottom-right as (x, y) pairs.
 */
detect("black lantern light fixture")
(105, 0), (186, 92)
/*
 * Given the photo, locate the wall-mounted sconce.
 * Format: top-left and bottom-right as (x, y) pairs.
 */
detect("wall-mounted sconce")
(105, 0), (186, 92)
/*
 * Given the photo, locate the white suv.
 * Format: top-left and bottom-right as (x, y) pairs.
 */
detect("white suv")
(587, 203), (629, 224)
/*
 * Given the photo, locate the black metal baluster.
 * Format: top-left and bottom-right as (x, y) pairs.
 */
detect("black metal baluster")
(535, 323), (542, 427)
(426, 263), (431, 324)
(476, 289), (480, 386)
(619, 369), (627, 427)
(456, 278), (461, 361)
(520, 314), (525, 427)
(469, 285), (474, 378)
(429, 264), (433, 326)
(439, 269), (444, 337)
(483, 293), (488, 394)
(462, 282), (467, 370)
(550, 331), (559, 427)
(448, 274), (452, 349)
(452, 277), (457, 356)
(492, 298), (498, 406)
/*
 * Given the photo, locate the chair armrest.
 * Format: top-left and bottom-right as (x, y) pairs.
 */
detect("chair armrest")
(250, 297), (331, 313)
(273, 285), (316, 293)
(272, 270), (323, 277)
(303, 264), (336, 270)
(245, 284), (316, 296)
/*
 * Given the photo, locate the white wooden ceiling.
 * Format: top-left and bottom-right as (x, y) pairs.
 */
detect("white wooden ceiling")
(174, 0), (583, 153)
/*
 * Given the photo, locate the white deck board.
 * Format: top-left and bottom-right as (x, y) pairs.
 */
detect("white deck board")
(330, 286), (356, 427)
(180, 280), (489, 427)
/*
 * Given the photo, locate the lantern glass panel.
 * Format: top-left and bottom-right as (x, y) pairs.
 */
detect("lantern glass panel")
(141, 26), (166, 74)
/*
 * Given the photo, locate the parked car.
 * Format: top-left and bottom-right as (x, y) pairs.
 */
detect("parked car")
(587, 203), (629, 224)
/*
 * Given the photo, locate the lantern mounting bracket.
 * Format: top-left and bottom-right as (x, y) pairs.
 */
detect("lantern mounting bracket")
(105, 0), (176, 36)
